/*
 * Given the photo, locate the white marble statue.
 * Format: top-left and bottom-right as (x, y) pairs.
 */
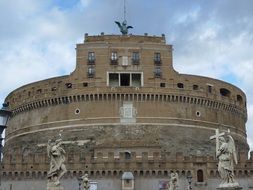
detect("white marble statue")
(210, 129), (239, 188)
(169, 172), (178, 190)
(82, 173), (90, 190)
(47, 135), (67, 186)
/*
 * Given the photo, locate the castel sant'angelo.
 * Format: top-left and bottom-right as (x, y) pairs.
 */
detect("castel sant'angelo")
(1, 20), (253, 190)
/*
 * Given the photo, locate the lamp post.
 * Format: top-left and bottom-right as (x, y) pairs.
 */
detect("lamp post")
(0, 103), (12, 190)
(187, 173), (192, 190)
(0, 103), (12, 159)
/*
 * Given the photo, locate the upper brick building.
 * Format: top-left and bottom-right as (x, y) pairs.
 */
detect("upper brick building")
(2, 33), (252, 190)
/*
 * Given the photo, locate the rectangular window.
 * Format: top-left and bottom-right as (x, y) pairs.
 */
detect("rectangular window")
(110, 52), (118, 64)
(111, 52), (117, 60)
(207, 85), (212, 93)
(154, 67), (162, 78)
(109, 73), (119, 87)
(132, 74), (141, 87)
(87, 66), (95, 78)
(154, 52), (161, 65)
(88, 52), (95, 64)
(132, 52), (140, 64)
(108, 72), (142, 87)
(120, 74), (130, 86)
(160, 83), (165, 88)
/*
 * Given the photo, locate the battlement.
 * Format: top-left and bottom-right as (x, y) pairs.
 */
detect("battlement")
(84, 33), (167, 44)
(1, 151), (253, 180)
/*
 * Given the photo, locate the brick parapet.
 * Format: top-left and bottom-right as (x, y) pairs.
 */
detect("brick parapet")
(1, 151), (252, 180)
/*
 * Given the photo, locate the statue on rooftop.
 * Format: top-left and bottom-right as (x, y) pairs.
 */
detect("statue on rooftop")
(115, 20), (133, 35)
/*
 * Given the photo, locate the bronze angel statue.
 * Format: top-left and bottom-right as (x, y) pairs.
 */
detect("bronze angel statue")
(216, 133), (239, 187)
(115, 20), (133, 35)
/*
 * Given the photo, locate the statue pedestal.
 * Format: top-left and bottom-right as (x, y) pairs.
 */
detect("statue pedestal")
(47, 181), (64, 190)
(217, 185), (243, 190)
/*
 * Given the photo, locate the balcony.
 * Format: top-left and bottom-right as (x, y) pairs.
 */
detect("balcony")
(154, 59), (162, 65)
(110, 59), (118, 65)
(132, 59), (140, 65)
(87, 59), (95, 65)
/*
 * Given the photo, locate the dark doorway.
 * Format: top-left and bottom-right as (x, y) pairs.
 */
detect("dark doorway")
(197, 169), (204, 182)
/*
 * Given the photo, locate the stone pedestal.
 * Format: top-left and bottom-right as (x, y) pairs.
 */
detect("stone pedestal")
(217, 186), (243, 190)
(47, 181), (64, 190)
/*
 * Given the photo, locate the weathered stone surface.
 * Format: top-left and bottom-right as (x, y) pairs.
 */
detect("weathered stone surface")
(47, 181), (64, 190)
(217, 186), (242, 190)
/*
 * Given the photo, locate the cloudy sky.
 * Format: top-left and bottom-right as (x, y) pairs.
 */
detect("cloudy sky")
(0, 0), (253, 150)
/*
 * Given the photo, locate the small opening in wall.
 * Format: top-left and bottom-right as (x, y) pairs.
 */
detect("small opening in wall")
(196, 111), (201, 117)
(193, 85), (199, 90)
(177, 83), (184, 89)
(75, 109), (80, 114)
(125, 151), (131, 160)
(65, 83), (72, 89)
(237, 94), (243, 104)
(220, 88), (231, 97)
(207, 85), (212, 93)
(37, 89), (42, 94)
(83, 82), (88, 87)
(160, 83), (165, 88)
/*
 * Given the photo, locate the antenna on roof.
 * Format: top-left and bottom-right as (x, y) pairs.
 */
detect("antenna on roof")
(115, 0), (133, 35)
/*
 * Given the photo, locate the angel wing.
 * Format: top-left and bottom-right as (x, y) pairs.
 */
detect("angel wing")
(115, 21), (121, 28)
(227, 135), (238, 164)
(47, 140), (52, 157)
(127, 25), (133, 29)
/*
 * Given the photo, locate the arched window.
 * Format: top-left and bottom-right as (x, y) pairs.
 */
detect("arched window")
(125, 151), (131, 160)
(193, 84), (199, 90)
(197, 169), (204, 182)
(177, 83), (184, 89)
(237, 95), (243, 104)
(220, 88), (231, 97)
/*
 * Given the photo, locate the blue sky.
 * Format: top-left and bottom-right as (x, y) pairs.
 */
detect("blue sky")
(0, 0), (253, 151)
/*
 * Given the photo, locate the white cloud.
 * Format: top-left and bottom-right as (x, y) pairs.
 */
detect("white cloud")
(80, 0), (91, 7)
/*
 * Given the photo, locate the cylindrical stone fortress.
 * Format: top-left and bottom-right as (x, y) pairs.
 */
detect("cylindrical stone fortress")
(2, 34), (250, 190)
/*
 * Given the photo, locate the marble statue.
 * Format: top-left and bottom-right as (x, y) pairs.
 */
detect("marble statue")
(115, 20), (133, 35)
(47, 135), (67, 187)
(210, 129), (239, 188)
(82, 173), (90, 190)
(169, 172), (178, 190)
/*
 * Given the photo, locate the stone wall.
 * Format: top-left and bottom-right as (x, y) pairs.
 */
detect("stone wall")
(2, 176), (253, 190)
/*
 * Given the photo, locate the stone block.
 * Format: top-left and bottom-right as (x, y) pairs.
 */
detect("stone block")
(217, 186), (243, 190)
(47, 181), (64, 190)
